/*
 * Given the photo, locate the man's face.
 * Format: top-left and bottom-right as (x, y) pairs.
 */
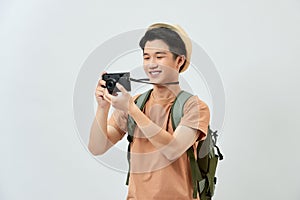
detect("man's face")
(143, 39), (182, 84)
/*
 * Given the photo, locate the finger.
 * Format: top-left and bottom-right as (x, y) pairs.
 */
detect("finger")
(116, 83), (127, 95)
(100, 71), (107, 80)
(95, 90), (104, 97)
(97, 78), (105, 85)
(103, 89), (113, 102)
(96, 86), (104, 93)
(103, 95), (111, 104)
(98, 80), (106, 87)
(97, 72), (107, 87)
(96, 88), (105, 95)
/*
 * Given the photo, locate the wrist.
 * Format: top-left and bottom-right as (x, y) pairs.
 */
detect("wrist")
(97, 106), (109, 115)
(128, 98), (138, 117)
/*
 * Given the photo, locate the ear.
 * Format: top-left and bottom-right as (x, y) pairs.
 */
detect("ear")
(175, 55), (186, 71)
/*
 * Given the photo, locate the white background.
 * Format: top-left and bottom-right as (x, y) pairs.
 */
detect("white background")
(1, 0), (300, 199)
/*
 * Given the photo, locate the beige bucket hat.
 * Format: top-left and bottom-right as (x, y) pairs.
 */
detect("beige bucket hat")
(148, 22), (192, 73)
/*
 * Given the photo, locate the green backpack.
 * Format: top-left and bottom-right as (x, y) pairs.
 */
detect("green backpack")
(126, 89), (223, 200)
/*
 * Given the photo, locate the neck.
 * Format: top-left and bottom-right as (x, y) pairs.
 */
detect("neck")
(152, 84), (181, 99)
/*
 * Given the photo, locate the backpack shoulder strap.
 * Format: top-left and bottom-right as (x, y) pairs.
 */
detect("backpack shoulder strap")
(127, 89), (153, 141)
(171, 91), (203, 199)
(126, 89), (152, 185)
(170, 90), (193, 129)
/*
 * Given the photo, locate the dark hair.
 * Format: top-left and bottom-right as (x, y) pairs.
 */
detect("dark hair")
(139, 27), (186, 72)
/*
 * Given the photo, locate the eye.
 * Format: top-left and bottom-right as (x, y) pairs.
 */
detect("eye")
(143, 56), (150, 60)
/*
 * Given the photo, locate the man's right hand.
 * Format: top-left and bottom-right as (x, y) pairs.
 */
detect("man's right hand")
(95, 72), (111, 109)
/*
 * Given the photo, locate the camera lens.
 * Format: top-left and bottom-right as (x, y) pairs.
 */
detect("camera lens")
(106, 80), (115, 88)
(106, 78), (116, 94)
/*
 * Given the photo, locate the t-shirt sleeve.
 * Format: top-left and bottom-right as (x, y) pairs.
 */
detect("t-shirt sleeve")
(179, 96), (210, 140)
(108, 109), (128, 136)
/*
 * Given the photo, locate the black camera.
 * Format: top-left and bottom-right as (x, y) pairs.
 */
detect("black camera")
(102, 72), (131, 94)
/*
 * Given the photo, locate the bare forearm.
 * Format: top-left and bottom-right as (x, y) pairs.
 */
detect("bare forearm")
(128, 102), (199, 160)
(88, 107), (110, 155)
(129, 103), (174, 147)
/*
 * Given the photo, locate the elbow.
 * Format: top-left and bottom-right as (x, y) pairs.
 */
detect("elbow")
(88, 143), (106, 156)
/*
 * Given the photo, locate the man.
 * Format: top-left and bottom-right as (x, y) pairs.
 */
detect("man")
(88, 23), (210, 199)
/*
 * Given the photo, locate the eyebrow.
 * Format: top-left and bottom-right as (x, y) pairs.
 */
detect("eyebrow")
(143, 51), (168, 56)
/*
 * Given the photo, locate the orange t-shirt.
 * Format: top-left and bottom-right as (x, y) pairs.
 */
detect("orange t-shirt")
(108, 89), (210, 200)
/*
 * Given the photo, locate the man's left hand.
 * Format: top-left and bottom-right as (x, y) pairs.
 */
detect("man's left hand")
(104, 83), (133, 113)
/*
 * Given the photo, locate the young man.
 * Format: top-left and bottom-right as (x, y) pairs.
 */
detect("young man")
(88, 23), (210, 199)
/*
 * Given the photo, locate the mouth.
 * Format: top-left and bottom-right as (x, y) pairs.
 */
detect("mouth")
(149, 70), (162, 76)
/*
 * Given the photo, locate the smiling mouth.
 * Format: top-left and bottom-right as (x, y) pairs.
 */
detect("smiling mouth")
(149, 71), (162, 75)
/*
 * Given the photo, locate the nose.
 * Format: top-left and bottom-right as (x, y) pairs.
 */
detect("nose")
(145, 58), (158, 69)
(149, 63), (158, 69)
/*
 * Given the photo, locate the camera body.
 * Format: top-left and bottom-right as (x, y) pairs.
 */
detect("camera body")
(102, 72), (131, 94)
